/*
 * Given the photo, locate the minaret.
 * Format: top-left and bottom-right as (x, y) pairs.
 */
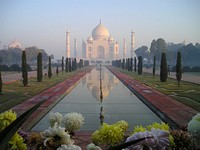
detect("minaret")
(130, 31), (135, 58)
(123, 38), (126, 59)
(74, 38), (77, 58)
(66, 29), (70, 58)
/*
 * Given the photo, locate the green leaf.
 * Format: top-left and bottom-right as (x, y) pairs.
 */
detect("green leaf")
(0, 100), (45, 150)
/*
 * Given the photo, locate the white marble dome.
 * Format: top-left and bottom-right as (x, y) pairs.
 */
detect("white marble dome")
(92, 23), (109, 40)
(8, 40), (22, 49)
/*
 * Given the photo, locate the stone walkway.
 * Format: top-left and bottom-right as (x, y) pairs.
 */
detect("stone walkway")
(107, 66), (198, 129)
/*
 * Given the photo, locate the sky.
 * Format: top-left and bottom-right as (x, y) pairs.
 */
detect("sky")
(0, 0), (200, 59)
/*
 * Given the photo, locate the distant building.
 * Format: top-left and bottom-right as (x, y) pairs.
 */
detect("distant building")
(65, 21), (136, 60)
(8, 40), (22, 49)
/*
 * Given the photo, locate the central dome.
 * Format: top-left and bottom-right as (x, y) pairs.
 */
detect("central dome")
(92, 22), (109, 40)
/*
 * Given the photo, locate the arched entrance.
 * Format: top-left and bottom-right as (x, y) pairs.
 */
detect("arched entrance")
(97, 46), (105, 58)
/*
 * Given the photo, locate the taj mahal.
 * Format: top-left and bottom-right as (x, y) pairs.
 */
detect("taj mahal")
(66, 21), (135, 61)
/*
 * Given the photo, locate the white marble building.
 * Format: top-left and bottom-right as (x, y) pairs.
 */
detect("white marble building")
(82, 21), (119, 60)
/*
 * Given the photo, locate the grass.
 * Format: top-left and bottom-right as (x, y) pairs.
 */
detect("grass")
(116, 68), (200, 112)
(0, 71), (77, 113)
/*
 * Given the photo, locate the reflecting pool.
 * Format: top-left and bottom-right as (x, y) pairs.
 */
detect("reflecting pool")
(32, 66), (161, 131)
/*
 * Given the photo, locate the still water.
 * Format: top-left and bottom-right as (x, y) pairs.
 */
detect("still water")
(32, 66), (161, 131)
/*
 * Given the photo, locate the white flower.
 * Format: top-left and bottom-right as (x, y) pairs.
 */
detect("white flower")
(49, 111), (63, 127)
(125, 129), (169, 150)
(57, 144), (82, 150)
(42, 123), (73, 146)
(86, 143), (102, 150)
(188, 113), (200, 139)
(63, 112), (84, 132)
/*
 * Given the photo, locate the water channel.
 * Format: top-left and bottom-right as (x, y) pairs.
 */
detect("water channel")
(32, 66), (161, 131)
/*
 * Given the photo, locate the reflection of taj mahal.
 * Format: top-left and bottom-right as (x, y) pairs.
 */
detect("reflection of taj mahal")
(82, 21), (119, 60)
(86, 66), (119, 101)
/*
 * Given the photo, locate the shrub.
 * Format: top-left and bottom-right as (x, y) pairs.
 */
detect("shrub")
(1, 65), (9, 71)
(182, 66), (191, 72)
(160, 52), (168, 82)
(22, 50), (28, 86)
(134, 57), (137, 72)
(10, 64), (21, 71)
(91, 123), (125, 146)
(138, 56), (143, 75)
(48, 56), (52, 78)
(191, 66), (200, 72)
(65, 57), (69, 72)
(188, 113), (200, 139)
(37, 53), (43, 82)
(176, 51), (182, 85)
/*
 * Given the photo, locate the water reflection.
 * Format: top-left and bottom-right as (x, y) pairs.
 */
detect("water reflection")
(86, 65), (119, 101)
(32, 66), (161, 131)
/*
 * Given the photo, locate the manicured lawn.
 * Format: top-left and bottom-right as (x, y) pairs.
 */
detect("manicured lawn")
(0, 71), (75, 113)
(117, 68), (200, 111)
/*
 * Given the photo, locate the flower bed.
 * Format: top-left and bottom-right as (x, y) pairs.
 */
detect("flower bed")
(1, 110), (200, 150)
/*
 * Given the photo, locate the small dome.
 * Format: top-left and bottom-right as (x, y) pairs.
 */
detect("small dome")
(108, 36), (114, 42)
(87, 36), (93, 42)
(92, 22), (109, 40)
(8, 40), (22, 49)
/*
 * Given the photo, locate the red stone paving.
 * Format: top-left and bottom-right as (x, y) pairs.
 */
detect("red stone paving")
(107, 66), (199, 129)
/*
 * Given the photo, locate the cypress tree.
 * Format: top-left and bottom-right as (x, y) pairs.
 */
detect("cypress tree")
(61, 56), (64, 72)
(56, 66), (59, 76)
(22, 50), (28, 86)
(119, 59), (122, 68)
(134, 57), (137, 72)
(72, 58), (76, 71)
(138, 56), (143, 75)
(153, 55), (156, 76)
(130, 58), (133, 72)
(122, 59), (125, 70)
(160, 52), (168, 82)
(126, 59), (128, 70)
(69, 58), (72, 72)
(74, 58), (77, 70)
(176, 51), (182, 86)
(37, 52), (43, 82)
(127, 58), (130, 71)
(48, 56), (52, 78)
(65, 57), (69, 72)
(0, 63), (2, 95)
(80, 59), (83, 68)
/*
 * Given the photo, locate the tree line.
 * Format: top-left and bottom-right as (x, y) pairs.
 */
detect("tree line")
(135, 38), (200, 68)
(0, 50), (89, 94)
(0, 47), (49, 66)
(112, 50), (182, 85)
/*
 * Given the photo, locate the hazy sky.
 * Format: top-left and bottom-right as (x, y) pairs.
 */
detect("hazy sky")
(0, 0), (200, 59)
